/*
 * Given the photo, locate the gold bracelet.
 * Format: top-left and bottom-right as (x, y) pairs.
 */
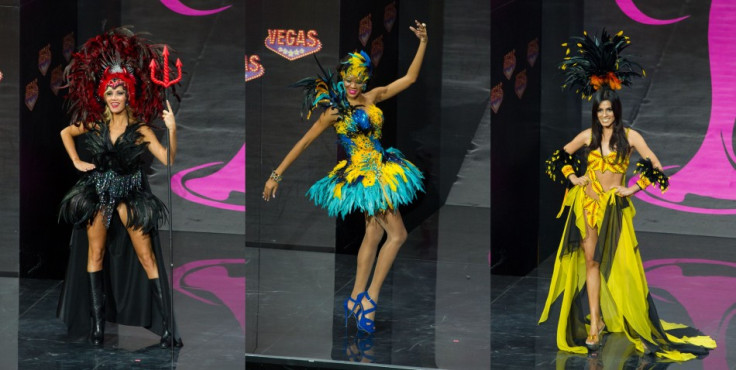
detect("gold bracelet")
(270, 170), (282, 183)
(636, 176), (651, 190)
(561, 165), (575, 179)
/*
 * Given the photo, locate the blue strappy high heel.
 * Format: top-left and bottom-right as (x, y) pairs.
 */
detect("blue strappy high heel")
(343, 295), (361, 326)
(356, 292), (377, 333)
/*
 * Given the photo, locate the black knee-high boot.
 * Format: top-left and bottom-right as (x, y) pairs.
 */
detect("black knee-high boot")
(88, 271), (105, 346)
(149, 278), (183, 348)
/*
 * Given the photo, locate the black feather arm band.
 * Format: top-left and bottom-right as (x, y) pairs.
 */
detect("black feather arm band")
(633, 158), (669, 192)
(545, 149), (581, 184)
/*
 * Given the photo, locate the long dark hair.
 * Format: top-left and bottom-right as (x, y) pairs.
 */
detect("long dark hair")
(590, 89), (629, 163)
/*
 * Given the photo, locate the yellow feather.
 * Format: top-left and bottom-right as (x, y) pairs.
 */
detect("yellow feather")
(334, 182), (343, 199)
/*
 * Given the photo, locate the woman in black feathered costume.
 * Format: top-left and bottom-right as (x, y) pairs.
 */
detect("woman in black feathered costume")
(57, 28), (182, 348)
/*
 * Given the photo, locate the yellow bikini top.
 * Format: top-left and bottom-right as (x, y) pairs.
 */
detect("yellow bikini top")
(586, 128), (630, 174)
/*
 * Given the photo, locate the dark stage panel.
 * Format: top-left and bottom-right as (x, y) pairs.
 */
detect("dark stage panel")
(492, 231), (736, 369)
(0, 277), (19, 368)
(246, 205), (490, 369)
(0, 1), (20, 275)
(15, 231), (244, 369)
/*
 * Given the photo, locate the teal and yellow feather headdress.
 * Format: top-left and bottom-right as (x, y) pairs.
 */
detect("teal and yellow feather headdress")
(340, 50), (373, 84)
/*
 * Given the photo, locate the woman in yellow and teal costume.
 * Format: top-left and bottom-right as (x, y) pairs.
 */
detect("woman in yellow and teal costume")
(539, 30), (716, 360)
(262, 20), (428, 334)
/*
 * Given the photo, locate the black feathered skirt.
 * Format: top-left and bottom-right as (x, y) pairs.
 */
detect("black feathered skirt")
(59, 169), (167, 234)
(57, 172), (180, 342)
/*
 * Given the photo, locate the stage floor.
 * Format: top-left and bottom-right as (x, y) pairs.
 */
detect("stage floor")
(493, 231), (736, 370)
(246, 205), (491, 369)
(11, 230), (244, 370)
(7, 218), (734, 370)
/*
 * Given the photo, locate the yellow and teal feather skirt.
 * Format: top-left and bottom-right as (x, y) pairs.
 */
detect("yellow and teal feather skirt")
(307, 147), (424, 218)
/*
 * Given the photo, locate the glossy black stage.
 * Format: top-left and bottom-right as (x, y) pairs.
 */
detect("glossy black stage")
(493, 231), (736, 370)
(10, 230), (735, 369)
(14, 231), (244, 369)
(247, 205), (491, 369)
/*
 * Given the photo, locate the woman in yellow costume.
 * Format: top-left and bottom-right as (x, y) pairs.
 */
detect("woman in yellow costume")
(539, 30), (716, 360)
(262, 20), (428, 334)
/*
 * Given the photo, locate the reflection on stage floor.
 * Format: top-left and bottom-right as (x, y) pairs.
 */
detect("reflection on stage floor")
(246, 205), (491, 369)
(493, 231), (736, 369)
(14, 231), (244, 369)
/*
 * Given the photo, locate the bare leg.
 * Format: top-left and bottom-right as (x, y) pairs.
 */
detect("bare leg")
(348, 215), (385, 312)
(117, 203), (159, 279)
(86, 212), (107, 272)
(582, 210), (604, 341)
(359, 210), (408, 323)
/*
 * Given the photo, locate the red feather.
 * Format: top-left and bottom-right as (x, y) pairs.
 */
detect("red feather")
(63, 27), (178, 128)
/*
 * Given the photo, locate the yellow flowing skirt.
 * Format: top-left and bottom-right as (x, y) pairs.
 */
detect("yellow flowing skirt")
(538, 186), (716, 360)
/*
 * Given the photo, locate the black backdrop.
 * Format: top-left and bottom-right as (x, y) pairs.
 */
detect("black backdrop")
(491, 0), (583, 275)
(490, 0), (543, 276)
(19, 0), (80, 279)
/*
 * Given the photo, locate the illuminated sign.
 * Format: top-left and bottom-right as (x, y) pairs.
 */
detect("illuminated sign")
(264, 29), (322, 61)
(245, 54), (264, 82)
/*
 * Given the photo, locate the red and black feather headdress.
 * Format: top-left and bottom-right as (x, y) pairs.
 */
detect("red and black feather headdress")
(64, 27), (171, 127)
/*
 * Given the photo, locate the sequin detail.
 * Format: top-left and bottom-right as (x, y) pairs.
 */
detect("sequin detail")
(92, 169), (143, 228)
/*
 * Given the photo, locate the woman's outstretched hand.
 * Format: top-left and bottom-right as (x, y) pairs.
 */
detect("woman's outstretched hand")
(263, 179), (278, 201)
(409, 20), (428, 42)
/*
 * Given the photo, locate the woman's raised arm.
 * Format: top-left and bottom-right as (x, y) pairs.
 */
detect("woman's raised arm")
(371, 20), (428, 103)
